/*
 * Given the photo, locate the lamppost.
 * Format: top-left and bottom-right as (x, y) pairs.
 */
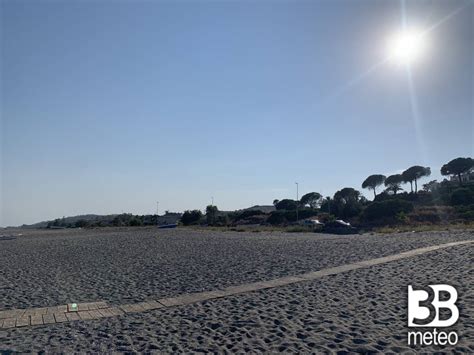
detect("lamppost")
(156, 201), (159, 226)
(295, 182), (299, 223)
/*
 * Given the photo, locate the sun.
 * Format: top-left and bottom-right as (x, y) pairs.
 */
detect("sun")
(387, 29), (427, 65)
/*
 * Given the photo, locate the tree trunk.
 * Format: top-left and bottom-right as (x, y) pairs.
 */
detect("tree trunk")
(458, 173), (463, 186)
(410, 181), (413, 193)
(373, 188), (376, 199)
(415, 179), (418, 193)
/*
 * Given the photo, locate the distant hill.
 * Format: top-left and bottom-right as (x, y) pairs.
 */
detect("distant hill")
(239, 205), (276, 213)
(21, 214), (119, 229)
(18, 212), (182, 229)
(15, 206), (274, 229)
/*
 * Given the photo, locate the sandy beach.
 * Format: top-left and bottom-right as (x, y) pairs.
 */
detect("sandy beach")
(1, 228), (473, 352)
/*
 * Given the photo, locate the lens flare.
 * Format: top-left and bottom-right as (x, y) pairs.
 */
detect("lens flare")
(387, 29), (427, 65)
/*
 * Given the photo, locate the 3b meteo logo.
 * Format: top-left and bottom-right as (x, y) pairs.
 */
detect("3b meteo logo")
(407, 285), (459, 346)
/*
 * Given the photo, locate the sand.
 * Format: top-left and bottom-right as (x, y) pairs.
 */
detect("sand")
(0, 228), (473, 352)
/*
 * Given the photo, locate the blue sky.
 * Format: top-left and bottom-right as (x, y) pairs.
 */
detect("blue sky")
(1, 0), (473, 226)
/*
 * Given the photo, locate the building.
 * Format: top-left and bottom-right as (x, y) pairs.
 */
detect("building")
(449, 169), (474, 184)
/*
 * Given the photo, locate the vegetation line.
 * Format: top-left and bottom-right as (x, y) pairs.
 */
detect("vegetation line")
(31, 156), (474, 232)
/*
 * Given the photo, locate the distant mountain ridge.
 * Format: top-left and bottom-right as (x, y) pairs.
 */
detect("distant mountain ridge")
(13, 205), (275, 228)
(20, 214), (119, 229)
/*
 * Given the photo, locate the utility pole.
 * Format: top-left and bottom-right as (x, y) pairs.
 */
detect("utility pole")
(295, 182), (299, 223)
(211, 196), (214, 206)
(156, 201), (159, 226)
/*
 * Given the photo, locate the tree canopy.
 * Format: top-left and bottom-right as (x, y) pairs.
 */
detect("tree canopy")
(402, 166), (431, 193)
(275, 199), (298, 211)
(300, 192), (322, 208)
(422, 180), (438, 192)
(205, 205), (218, 226)
(451, 187), (474, 205)
(362, 174), (386, 198)
(441, 157), (474, 185)
(181, 210), (203, 225)
(384, 174), (404, 195)
(334, 187), (361, 203)
(332, 187), (363, 219)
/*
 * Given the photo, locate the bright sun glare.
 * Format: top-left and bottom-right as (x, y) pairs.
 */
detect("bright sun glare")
(388, 29), (427, 65)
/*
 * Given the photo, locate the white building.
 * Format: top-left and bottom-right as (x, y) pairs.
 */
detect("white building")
(449, 169), (474, 183)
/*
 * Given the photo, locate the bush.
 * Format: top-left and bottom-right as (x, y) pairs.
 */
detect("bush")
(129, 218), (143, 227)
(275, 199), (298, 210)
(215, 214), (230, 227)
(341, 203), (363, 219)
(375, 191), (436, 206)
(278, 208), (317, 222)
(374, 191), (391, 201)
(234, 209), (265, 221)
(205, 205), (218, 226)
(451, 188), (474, 206)
(233, 214), (267, 226)
(459, 211), (474, 220)
(454, 204), (474, 213)
(409, 208), (441, 223)
(181, 210), (203, 225)
(75, 219), (89, 228)
(396, 211), (408, 223)
(363, 199), (414, 221)
(454, 204), (474, 221)
(267, 211), (287, 225)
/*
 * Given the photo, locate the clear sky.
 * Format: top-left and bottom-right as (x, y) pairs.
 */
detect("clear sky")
(1, 0), (473, 226)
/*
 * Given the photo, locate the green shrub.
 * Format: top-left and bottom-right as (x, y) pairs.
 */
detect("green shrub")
(234, 210), (265, 221)
(451, 188), (474, 206)
(363, 199), (414, 221)
(275, 199), (298, 210)
(181, 210), (203, 225)
(409, 208), (441, 223)
(129, 218), (142, 226)
(454, 204), (474, 213)
(459, 211), (474, 220)
(215, 215), (230, 226)
(396, 211), (408, 223)
(282, 208), (316, 222)
(267, 211), (287, 225)
(75, 219), (89, 228)
(206, 205), (218, 226)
